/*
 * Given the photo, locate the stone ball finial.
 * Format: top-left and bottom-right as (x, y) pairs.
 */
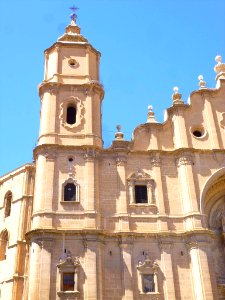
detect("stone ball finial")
(172, 86), (183, 104)
(215, 55), (222, 64)
(214, 54), (225, 78)
(115, 125), (124, 140)
(198, 75), (206, 89)
(173, 86), (179, 94)
(147, 105), (158, 123)
(214, 55), (225, 80)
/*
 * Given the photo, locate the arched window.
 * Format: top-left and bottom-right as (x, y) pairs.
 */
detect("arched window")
(4, 192), (12, 218)
(0, 230), (8, 261)
(66, 106), (76, 125)
(64, 183), (76, 201)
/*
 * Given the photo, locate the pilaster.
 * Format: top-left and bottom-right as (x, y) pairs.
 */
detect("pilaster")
(187, 241), (216, 300)
(172, 107), (189, 148)
(159, 241), (176, 300)
(119, 239), (134, 300)
(38, 87), (58, 145)
(84, 239), (98, 300)
(28, 240), (42, 300)
(204, 93), (220, 149)
(84, 151), (97, 229)
(150, 156), (165, 213)
(176, 154), (198, 218)
(116, 155), (128, 231)
(39, 238), (54, 300)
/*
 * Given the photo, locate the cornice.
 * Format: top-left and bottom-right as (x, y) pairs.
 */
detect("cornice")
(33, 144), (225, 160)
(0, 163), (35, 184)
(44, 41), (101, 57)
(25, 227), (216, 242)
(38, 81), (104, 100)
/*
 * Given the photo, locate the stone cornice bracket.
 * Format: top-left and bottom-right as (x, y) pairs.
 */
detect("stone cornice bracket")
(172, 86), (184, 105)
(176, 155), (193, 167)
(214, 55), (225, 81)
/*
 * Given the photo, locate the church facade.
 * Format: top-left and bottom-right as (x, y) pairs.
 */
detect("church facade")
(0, 15), (225, 300)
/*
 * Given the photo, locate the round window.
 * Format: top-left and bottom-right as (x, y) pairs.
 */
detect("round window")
(190, 125), (206, 139)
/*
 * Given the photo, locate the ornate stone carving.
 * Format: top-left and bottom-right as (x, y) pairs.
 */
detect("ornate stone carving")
(205, 176), (225, 200)
(137, 254), (160, 299)
(59, 96), (85, 131)
(127, 170), (156, 205)
(176, 155), (193, 167)
(57, 251), (80, 298)
(150, 156), (161, 167)
(83, 150), (96, 161)
(44, 151), (57, 161)
(115, 156), (127, 166)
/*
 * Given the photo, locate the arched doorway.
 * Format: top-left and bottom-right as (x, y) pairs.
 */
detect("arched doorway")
(201, 168), (225, 298)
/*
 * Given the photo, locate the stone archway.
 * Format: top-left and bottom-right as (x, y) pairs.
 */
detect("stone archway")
(200, 168), (225, 297)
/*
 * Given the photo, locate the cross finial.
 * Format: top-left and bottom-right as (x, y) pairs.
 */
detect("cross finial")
(69, 5), (79, 21)
(116, 125), (121, 132)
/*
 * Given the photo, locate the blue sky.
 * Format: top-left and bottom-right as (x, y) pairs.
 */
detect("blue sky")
(0, 0), (225, 176)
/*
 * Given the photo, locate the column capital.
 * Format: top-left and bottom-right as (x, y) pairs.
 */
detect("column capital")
(158, 239), (174, 252)
(83, 150), (97, 161)
(176, 155), (193, 167)
(150, 156), (161, 167)
(118, 237), (134, 249)
(115, 155), (127, 166)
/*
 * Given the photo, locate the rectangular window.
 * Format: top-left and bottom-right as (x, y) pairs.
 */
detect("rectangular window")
(143, 274), (155, 293)
(63, 273), (74, 291)
(135, 185), (148, 203)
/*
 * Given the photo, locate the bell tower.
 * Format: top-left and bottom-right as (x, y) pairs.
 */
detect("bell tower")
(38, 11), (104, 147)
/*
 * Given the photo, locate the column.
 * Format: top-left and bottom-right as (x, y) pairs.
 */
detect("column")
(96, 241), (105, 300)
(38, 87), (58, 144)
(160, 241), (176, 300)
(188, 242), (216, 300)
(39, 239), (54, 300)
(32, 151), (56, 228)
(128, 181), (135, 204)
(119, 240), (133, 300)
(150, 156), (165, 212)
(84, 151), (96, 229)
(172, 108), (189, 148)
(12, 240), (26, 300)
(116, 156), (128, 231)
(177, 154), (198, 215)
(28, 240), (42, 300)
(84, 240), (98, 300)
(204, 94), (220, 149)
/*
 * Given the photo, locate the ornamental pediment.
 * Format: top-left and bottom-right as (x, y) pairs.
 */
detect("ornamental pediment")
(128, 170), (152, 181)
